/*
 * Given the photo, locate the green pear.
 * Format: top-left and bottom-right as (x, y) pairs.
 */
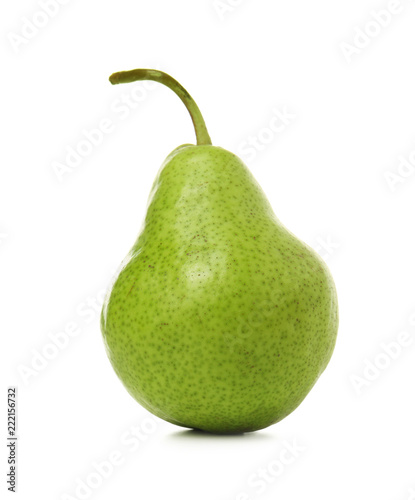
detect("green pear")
(101, 69), (338, 434)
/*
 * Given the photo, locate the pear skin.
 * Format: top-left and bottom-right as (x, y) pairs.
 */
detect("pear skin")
(101, 70), (338, 433)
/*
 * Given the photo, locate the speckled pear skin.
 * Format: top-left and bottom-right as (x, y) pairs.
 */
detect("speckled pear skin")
(101, 144), (338, 433)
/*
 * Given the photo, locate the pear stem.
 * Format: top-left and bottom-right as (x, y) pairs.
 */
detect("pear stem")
(109, 69), (212, 146)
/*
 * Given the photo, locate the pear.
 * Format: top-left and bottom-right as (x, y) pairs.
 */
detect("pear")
(101, 69), (338, 434)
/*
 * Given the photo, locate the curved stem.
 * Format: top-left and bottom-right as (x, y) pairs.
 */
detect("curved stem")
(109, 69), (212, 146)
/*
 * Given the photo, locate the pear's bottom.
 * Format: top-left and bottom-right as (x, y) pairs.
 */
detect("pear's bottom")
(120, 379), (315, 434)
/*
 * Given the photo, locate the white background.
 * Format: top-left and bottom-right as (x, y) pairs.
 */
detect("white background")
(1, 1), (415, 499)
